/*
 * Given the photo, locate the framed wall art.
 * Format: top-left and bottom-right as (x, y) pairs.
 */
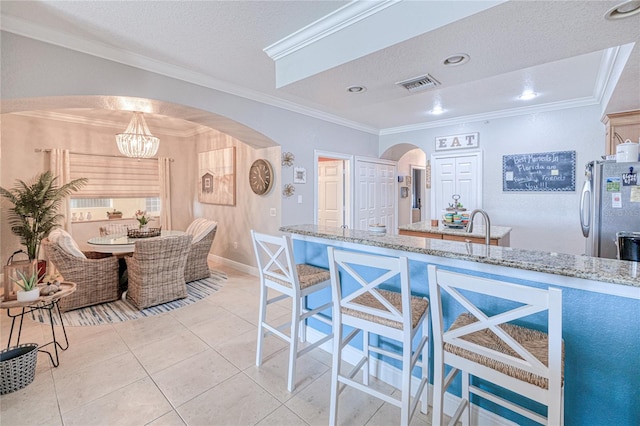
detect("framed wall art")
(198, 147), (236, 205)
(294, 167), (307, 184)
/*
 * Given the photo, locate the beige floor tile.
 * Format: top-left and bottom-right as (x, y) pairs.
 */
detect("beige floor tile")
(0, 367), (61, 425)
(213, 327), (287, 371)
(152, 348), (240, 407)
(147, 409), (187, 426)
(177, 373), (281, 426)
(285, 370), (389, 426)
(131, 329), (208, 374)
(255, 405), (310, 426)
(170, 300), (231, 328)
(244, 346), (330, 403)
(55, 351), (147, 413)
(61, 376), (173, 426)
(189, 313), (254, 347)
(113, 313), (189, 349)
(365, 394), (430, 426)
(52, 326), (129, 378)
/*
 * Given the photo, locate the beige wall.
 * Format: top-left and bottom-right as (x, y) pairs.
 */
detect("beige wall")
(193, 129), (281, 267)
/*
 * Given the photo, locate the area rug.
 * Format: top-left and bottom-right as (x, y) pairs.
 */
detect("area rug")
(29, 270), (226, 326)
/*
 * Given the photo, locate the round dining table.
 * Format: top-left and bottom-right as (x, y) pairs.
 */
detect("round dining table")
(87, 230), (187, 253)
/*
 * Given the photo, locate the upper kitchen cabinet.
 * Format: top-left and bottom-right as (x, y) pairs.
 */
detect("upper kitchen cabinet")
(604, 110), (640, 155)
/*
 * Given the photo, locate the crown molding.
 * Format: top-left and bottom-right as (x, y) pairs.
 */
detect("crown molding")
(379, 97), (599, 136)
(263, 1), (395, 61)
(1, 15), (379, 135)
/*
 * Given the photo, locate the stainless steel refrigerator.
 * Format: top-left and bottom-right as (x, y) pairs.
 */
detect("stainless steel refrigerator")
(580, 160), (640, 259)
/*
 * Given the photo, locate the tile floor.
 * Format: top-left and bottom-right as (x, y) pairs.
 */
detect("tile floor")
(1, 262), (435, 426)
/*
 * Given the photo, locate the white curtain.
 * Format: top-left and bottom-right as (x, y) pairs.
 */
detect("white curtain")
(159, 157), (172, 230)
(49, 149), (72, 232)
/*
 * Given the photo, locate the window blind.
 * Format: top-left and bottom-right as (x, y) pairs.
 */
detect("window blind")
(69, 153), (159, 198)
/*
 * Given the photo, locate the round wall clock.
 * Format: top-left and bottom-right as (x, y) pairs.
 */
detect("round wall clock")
(249, 159), (274, 195)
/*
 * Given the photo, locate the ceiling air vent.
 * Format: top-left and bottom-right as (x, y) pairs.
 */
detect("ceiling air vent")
(396, 74), (440, 93)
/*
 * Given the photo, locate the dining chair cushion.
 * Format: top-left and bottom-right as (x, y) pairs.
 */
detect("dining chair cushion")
(186, 218), (218, 243)
(444, 313), (564, 389)
(48, 229), (86, 259)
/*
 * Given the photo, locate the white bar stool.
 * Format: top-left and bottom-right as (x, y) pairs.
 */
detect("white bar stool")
(327, 247), (429, 426)
(251, 230), (333, 392)
(428, 265), (564, 425)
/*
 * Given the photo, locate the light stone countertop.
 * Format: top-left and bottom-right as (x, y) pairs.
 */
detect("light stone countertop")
(398, 221), (512, 240)
(280, 224), (640, 288)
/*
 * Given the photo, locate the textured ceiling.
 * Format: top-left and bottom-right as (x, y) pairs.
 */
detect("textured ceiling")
(1, 0), (639, 134)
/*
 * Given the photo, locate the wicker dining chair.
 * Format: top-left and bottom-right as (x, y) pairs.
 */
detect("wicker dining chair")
(184, 218), (218, 282)
(125, 234), (193, 309)
(42, 235), (120, 312)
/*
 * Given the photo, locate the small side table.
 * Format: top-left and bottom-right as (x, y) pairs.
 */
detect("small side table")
(1, 282), (76, 367)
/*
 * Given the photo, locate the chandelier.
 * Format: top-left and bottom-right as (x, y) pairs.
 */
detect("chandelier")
(116, 112), (160, 158)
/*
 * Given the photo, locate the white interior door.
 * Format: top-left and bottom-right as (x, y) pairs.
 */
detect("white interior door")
(431, 152), (482, 219)
(318, 160), (344, 227)
(355, 159), (396, 231)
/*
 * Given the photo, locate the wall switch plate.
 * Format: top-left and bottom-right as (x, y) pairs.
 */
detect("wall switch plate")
(297, 195), (303, 204)
(270, 208), (276, 217)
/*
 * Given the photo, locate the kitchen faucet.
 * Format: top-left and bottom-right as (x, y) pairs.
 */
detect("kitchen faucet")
(467, 209), (491, 245)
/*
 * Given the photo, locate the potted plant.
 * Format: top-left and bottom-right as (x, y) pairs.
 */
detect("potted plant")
(107, 209), (123, 220)
(0, 171), (87, 265)
(135, 210), (150, 230)
(11, 269), (42, 302)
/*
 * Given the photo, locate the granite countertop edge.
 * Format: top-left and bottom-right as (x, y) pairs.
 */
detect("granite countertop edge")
(398, 221), (512, 239)
(280, 225), (640, 288)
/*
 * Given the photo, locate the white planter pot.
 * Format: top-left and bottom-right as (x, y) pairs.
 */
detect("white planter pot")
(17, 288), (40, 302)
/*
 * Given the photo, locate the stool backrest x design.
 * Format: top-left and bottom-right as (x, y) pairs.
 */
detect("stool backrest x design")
(428, 265), (563, 425)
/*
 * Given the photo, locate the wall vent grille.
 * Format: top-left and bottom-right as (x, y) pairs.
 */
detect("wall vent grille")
(396, 74), (441, 92)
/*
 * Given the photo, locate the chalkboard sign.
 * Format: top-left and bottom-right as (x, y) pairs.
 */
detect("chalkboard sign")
(503, 151), (576, 192)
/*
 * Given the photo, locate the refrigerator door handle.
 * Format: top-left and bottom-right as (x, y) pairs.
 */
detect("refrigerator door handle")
(580, 179), (591, 237)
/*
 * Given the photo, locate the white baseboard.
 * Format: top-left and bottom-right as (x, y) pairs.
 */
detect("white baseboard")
(305, 327), (516, 426)
(208, 254), (258, 276)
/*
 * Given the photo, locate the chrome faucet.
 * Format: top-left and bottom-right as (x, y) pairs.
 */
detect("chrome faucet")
(467, 209), (491, 245)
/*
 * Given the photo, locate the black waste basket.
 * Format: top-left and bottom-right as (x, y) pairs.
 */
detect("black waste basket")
(617, 232), (640, 261)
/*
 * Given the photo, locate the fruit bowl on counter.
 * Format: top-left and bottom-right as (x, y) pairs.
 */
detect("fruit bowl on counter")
(442, 212), (470, 229)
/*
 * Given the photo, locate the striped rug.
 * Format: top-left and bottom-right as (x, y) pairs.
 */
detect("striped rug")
(29, 270), (226, 326)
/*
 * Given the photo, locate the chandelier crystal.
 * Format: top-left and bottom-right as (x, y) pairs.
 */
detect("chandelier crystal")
(116, 112), (160, 158)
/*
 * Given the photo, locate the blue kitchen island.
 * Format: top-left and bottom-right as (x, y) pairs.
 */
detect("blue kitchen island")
(281, 224), (640, 426)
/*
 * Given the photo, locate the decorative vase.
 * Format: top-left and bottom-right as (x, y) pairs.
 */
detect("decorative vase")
(16, 288), (40, 302)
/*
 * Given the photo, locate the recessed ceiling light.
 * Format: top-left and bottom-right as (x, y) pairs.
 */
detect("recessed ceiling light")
(605, 1), (640, 19)
(431, 106), (444, 115)
(443, 53), (470, 66)
(346, 85), (367, 93)
(518, 90), (538, 100)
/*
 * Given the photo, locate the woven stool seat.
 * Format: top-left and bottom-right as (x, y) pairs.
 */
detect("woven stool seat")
(445, 313), (564, 389)
(269, 264), (330, 289)
(342, 289), (429, 330)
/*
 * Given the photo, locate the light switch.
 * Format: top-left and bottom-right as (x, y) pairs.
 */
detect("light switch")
(270, 208), (276, 217)
(297, 195), (303, 204)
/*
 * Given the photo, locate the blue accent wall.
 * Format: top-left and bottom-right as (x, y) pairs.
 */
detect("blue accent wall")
(296, 239), (640, 426)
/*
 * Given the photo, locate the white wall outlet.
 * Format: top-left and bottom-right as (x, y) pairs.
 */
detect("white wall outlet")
(233, 241), (238, 249)
(297, 195), (303, 204)
(270, 208), (276, 217)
